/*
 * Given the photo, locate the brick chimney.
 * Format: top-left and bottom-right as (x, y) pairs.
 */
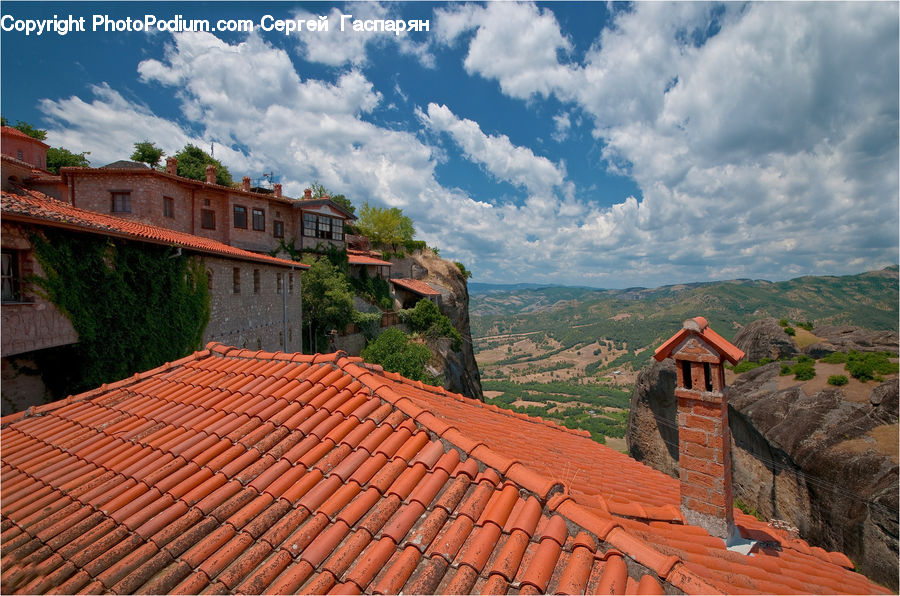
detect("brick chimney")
(205, 164), (216, 184)
(166, 157), (177, 175)
(274, 183), (282, 198)
(242, 176), (251, 192)
(654, 316), (745, 541)
(304, 188), (312, 200)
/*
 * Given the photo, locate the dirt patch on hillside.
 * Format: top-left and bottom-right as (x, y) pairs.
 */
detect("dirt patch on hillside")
(836, 423), (899, 464)
(609, 313), (631, 321)
(774, 361), (895, 403)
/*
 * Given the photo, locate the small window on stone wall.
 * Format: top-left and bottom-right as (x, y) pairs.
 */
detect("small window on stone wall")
(233, 205), (247, 229)
(276, 273), (283, 295)
(2, 250), (21, 302)
(111, 191), (131, 213)
(163, 196), (175, 218)
(289, 272), (294, 294)
(252, 208), (265, 231)
(233, 268), (240, 294)
(201, 209), (216, 230)
(253, 269), (260, 294)
(207, 270), (213, 291)
(273, 220), (284, 238)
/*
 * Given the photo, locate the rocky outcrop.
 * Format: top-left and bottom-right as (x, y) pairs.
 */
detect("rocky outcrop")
(811, 325), (899, 354)
(732, 318), (798, 361)
(628, 355), (899, 589)
(392, 251), (483, 400)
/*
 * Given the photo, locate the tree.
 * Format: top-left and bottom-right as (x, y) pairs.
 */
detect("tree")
(310, 181), (355, 216)
(355, 201), (415, 250)
(1, 117), (47, 140)
(362, 328), (434, 383)
(301, 257), (355, 352)
(173, 144), (233, 186)
(131, 141), (165, 168)
(46, 147), (90, 173)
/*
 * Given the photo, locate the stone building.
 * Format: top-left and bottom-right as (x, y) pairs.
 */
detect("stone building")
(1, 186), (307, 413)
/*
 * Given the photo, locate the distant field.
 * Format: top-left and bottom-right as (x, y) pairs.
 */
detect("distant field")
(472, 267), (899, 448)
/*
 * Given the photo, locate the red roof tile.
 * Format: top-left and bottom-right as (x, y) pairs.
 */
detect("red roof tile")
(348, 254), (393, 267)
(1, 188), (307, 270)
(654, 316), (745, 365)
(390, 277), (441, 296)
(1, 344), (888, 595)
(1, 125), (50, 147)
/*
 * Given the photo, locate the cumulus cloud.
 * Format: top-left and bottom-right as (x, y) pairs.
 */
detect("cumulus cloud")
(292, 2), (433, 68)
(420, 103), (566, 196)
(436, 1), (899, 284)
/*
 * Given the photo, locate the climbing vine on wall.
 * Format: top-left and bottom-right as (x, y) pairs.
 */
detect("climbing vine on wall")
(30, 230), (211, 395)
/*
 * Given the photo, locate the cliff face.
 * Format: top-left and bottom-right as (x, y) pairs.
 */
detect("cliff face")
(627, 329), (899, 590)
(391, 251), (484, 400)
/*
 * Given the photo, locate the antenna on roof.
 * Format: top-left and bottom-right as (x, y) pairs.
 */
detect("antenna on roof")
(253, 171), (279, 189)
(210, 143), (214, 158)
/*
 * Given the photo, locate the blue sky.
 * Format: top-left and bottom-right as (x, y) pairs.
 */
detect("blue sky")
(2, 2), (897, 288)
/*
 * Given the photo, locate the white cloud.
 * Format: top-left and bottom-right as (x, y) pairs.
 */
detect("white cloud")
(551, 111), (571, 143)
(292, 2), (433, 68)
(420, 103), (566, 196)
(436, 1), (899, 284)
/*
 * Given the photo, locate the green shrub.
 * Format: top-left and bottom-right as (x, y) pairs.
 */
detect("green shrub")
(779, 364), (793, 376)
(353, 311), (383, 341)
(844, 350), (899, 382)
(796, 354), (814, 364)
(734, 361), (762, 374)
(779, 318), (789, 327)
(784, 326), (796, 336)
(798, 321), (814, 331)
(399, 299), (462, 351)
(454, 261), (472, 280)
(362, 328), (438, 384)
(827, 375), (849, 386)
(821, 351), (847, 364)
(793, 362), (816, 381)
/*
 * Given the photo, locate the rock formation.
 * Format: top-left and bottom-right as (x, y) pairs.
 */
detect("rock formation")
(392, 251), (484, 400)
(627, 327), (899, 590)
(732, 317), (798, 361)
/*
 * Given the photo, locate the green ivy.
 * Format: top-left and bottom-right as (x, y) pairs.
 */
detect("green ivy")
(30, 230), (210, 395)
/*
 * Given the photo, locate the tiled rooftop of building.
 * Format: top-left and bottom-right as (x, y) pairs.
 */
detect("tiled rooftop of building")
(1, 344), (888, 595)
(347, 254), (393, 267)
(390, 278), (441, 296)
(1, 125), (50, 147)
(1, 188), (307, 270)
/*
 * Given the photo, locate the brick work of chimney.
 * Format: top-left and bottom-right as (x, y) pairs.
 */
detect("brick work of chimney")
(274, 183), (282, 198)
(205, 165), (216, 184)
(304, 188), (312, 200)
(242, 176), (251, 192)
(166, 157), (177, 175)
(653, 316), (745, 542)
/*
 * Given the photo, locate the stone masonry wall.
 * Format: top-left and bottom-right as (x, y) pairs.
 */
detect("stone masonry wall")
(203, 256), (302, 353)
(1, 222), (78, 356)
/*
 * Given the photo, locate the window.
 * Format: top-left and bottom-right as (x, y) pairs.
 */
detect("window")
(332, 218), (343, 241)
(703, 362), (713, 392)
(163, 196), (174, 218)
(289, 272), (294, 294)
(201, 209), (216, 230)
(276, 273), (283, 295)
(111, 191), (131, 213)
(2, 251), (20, 302)
(252, 208), (265, 231)
(273, 220), (284, 238)
(16, 150), (23, 160)
(233, 205), (247, 228)
(317, 216), (331, 239)
(207, 270), (213, 291)
(681, 360), (693, 390)
(303, 213), (316, 236)
(253, 269), (260, 294)
(232, 268), (240, 293)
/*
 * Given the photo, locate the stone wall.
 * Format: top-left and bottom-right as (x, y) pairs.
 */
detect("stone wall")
(1, 222), (78, 357)
(203, 256), (302, 353)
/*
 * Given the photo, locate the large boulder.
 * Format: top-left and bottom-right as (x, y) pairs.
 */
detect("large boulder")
(812, 325), (899, 353)
(732, 318), (799, 361)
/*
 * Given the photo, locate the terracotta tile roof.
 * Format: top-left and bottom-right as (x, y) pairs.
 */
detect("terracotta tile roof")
(654, 316), (745, 365)
(0, 345), (888, 595)
(1, 188), (307, 270)
(347, 253), (392, 267)
(1, 125), (50, 147)
(390, 278), (441, 297)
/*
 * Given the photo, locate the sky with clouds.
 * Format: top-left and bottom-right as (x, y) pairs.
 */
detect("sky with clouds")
(2, 1), (897, 288)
